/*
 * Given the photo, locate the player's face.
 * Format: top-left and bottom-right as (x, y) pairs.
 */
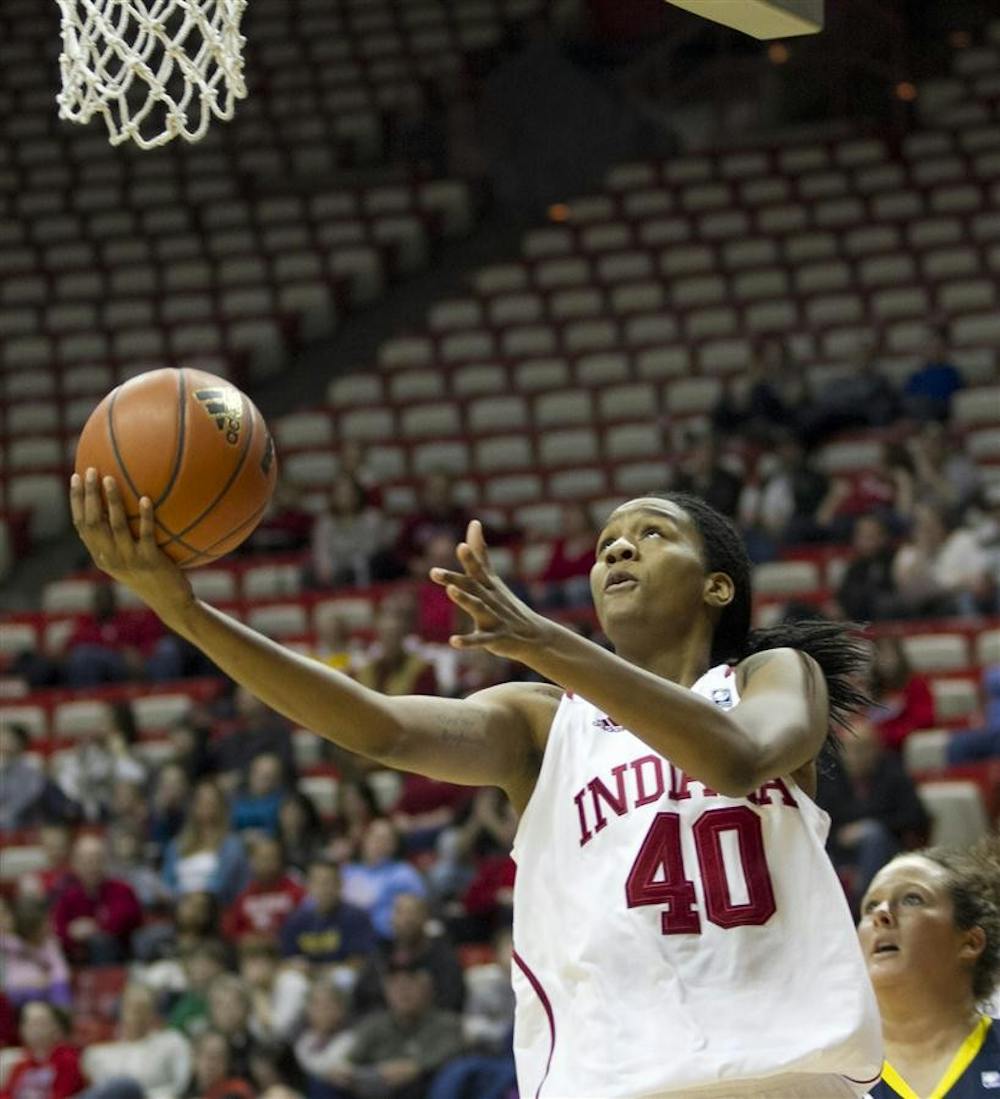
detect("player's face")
(858, 855), (979, 999)
(590, 498), (709, 639)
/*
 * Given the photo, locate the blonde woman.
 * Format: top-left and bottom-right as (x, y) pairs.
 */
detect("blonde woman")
(162, 780), (248, 905)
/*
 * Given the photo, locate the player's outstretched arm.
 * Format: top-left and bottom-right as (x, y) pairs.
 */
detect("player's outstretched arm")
(69, 470), (547, 797)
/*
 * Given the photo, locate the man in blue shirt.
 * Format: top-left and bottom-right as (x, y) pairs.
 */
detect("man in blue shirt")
(280, 859), (376, 966)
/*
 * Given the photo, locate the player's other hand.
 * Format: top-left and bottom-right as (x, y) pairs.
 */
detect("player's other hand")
(429, 519), (551, 663)
(70, 467), (194, 621)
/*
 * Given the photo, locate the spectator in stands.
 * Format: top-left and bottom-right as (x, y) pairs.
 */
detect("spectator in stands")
(243, 479), (314, 556)
(738, 431), (836, 550)
(901, 326), (963, 421)
(61, 582), (170, 687)
(531, 503), (596, 609)
(835, 514), (898, 623)
(671, 432), (742, 520)
(892, 499), (992, 617)
(816, 718), (930, 916)
(161, 780), (249, 906)
(224, 836), (306, 943)
(415, 535), (464, 644)
(185, 1030), (254, 1099)
(18, 822), (75, 902)
(328, 778), (381, 864)
(294, 982), (356, 1099)
(168, 940), (230, 1038)
(340, 820), (428, 942)
(354, 605), (439, 697)
(0, 725), (79, 832)
(426, 927), (516, 1099)
(108, 824), (172, 908)
(427, 789), (515, 932)
(353, 893), (465, 1016)
(210, 687), (296, 791)
(392, 771), (474, 855)
(277, 792), (326, 874)
(83, 983), (193, 1099)
(712, 337), (806, 443)
(167, 717), (214, 783)
(238, 937), (310, 1045)
(857, 833), (1000, 1099)
(393, 473), (470, 578)
(868, 636), (936, 753)
(53, 833), (142, 965)
(799, 337), (900, 443)
(333, 962), (464, 1099)
(280, 859), (377, 968)
(205, 976), (259, 1079)
(53, 702), (146, 822)
(909, 421), (981, 513)
(0, 895), (71, 1010)
(231, 753), (288, 836)
(0, 1001), (84, 1099)
(306, 473), (391, 590)
(134, 890), (221, 964)
(150, 762), (193, 851)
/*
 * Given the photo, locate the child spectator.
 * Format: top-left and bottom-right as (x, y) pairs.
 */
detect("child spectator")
(340, 820), (428, 941)
(231, 754), (288, 836)
(53, 833), (142, 966)
(0, 1001), (84, 1099)
(134, 890), (221, 964)
(205, 976), (260, 1079)
(0, 896), (72, 1010)
(108, 826), (172, 908)
(280, 860), (377, 969)
(868, 635), (936, 752)
(162, 781), (248, 906)
(168, 940), (230, 1038)
(224, 837), (306, 943)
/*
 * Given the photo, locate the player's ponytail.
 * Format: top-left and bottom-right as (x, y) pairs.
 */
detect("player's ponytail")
(661, 492), (872, 737)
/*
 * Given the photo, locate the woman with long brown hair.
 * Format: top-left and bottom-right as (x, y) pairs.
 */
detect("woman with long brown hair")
(161, 780), (248, 906)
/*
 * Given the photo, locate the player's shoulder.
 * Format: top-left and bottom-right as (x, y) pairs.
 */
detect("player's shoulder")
(467, 680), (561, 746)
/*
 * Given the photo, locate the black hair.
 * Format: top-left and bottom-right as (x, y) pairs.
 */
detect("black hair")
(922, 832), (1000, 1005)
(109, 700), (138, 746)
(661, 492), (872, 737)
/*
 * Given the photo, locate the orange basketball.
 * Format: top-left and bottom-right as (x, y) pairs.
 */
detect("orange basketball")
(75, 367), (278, 568)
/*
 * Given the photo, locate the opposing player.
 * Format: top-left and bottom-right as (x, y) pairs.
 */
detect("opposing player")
(71, 471), (882, 1098)
(858, 836), (1000, 1099)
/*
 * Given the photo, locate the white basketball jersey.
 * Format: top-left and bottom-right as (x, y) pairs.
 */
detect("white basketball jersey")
(510, 664), (882, 1099)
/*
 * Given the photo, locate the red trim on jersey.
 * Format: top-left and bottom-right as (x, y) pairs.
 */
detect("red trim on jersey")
(513, 948), (556, 1099)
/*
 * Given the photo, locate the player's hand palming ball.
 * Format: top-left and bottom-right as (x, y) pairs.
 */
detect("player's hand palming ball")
(74, 367), (277, 568)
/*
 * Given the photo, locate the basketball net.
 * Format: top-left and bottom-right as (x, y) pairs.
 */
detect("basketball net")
(55, 0), (249, 149)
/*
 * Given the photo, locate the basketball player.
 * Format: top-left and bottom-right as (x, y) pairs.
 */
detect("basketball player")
(859, 836), (1000, 1098)
(71, 472), (882, 1097)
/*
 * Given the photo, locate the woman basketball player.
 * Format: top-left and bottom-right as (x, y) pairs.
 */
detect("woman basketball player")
(71, 473), (882, 1098)
(859, 836), (1000, 1098)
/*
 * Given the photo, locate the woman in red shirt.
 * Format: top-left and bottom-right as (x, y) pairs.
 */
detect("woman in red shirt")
(0, 1001), (84, 1099)
(869, 635), (936, 752)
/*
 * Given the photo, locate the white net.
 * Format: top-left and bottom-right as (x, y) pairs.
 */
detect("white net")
(55, 0), (249, 149)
